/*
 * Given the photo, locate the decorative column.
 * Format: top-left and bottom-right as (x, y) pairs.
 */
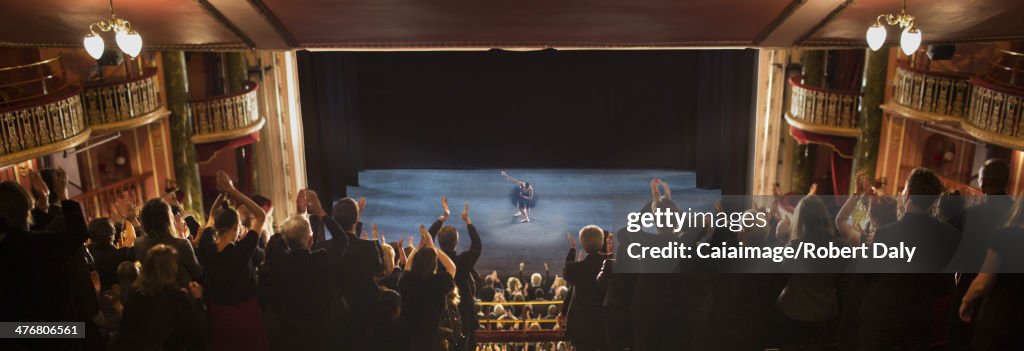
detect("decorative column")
(225, 52), (249, 94)
(853, 48), (889, 187)
(790, 50), (825, 193)
(225, 52), (258, 194)
(161, 51), (204, 214)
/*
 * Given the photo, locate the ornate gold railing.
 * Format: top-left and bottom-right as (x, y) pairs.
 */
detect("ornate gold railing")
(884, 63), (972, 125)
(785, 75), (862, 137)
(73, 171), (152, 221)
(188, 81), (264, 144)
(82, 68), (168, 134)
(0, 87), (90, 167)
(963, 78), (1024, 150)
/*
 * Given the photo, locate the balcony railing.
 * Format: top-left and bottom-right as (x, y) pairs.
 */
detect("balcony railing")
(188, 81), (264, 144)
(0, 87), (90, 167)
(785, 75), (862, 137)
(0, 55), (69, 107)
(73, 171), (152, 221)
(963, 78), (1024, 150)
(82, 68), (168, 134)
(885, 63), (972, 125)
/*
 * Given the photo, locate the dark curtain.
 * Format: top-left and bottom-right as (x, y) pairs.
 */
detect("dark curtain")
(298, 49), (757, 196)
(297, 51), (363, 201)
(694, 50), (758, 195)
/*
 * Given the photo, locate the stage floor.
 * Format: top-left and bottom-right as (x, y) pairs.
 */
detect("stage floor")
(348, 169), (720, 275)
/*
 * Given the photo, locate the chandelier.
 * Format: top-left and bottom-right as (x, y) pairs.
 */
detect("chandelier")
(865, 0), (922, 56)
(83, 0), (142, 59)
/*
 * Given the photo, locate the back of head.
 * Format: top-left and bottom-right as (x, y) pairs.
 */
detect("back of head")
(213, 206), (240, 234)
(980, 158), (1010, 194)
(88, 218), (116, 248)
(280, 215), (313, 251)
(935, 190), (964, 221)
(579, 225), (605, 254)
(410, 246), (438, 278)
(136, 244), (179, 294)
(377, 288), (402, 320)
(869, 196), (899, 227)
(530, 272), (542, 286)
(793, 195), (836, 243)
(331, 198), (359, 233)
(380, 244), (396, 274)
(117, 261), (139, 287)
(140, 198), (173, 239)
(904, 167), (945, 210)
(0, 181), (32, 231)
(436, 225), (459, 252)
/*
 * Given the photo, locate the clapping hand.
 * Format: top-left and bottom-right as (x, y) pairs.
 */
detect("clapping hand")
(461, 202), (471, 224)
(28, 170), (49, 208)
(306, 190), (327, 217)
(215, 171), (235, 192)
(566, 232), (577, 250)
(296, 189), (309, 214)
(440, 196), (450, 221)
(52, 168), (68, 202)
(418, 224), (433, 248)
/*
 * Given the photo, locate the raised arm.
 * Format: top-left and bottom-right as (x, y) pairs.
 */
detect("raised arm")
(463, 202), (481, 261)
(418, 224), (455, 277)
(428, 196), (451, 237)
(216, 171), (266, 233)
(835, 194), (864, 246)
(500, 171), (521, 184)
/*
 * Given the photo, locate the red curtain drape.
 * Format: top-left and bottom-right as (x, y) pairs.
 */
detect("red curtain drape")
(789, 126), (856, 196)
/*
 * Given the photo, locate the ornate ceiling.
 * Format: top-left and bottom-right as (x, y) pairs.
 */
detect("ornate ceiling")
(1, 0), (1022, 50)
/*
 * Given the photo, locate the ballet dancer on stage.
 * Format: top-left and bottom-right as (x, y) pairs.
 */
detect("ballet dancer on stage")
(501, 171), (535, 222)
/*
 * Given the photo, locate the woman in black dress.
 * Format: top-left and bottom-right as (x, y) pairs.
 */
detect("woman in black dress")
(399, 225), (457, 350)
(501, 171), (535, 223)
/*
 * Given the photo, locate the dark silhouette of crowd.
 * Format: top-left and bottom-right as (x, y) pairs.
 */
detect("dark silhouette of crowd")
(0, 159), (1022, 351)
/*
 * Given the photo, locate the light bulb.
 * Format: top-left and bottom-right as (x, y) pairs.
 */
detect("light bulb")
(83, 33), (105, 59)
(116, 30), (142, 57)
(900, 26), (922, 56)
(865, 23), (886, 51)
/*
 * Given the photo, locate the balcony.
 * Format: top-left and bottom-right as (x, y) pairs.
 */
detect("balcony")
(188, 81), (265, 144)
(785, 75), (861, 138)
(882, 63), (971, 125)
(0, 55), (90, 166)
(963, 78), (1024, 150)
(81, 68), (169, 134)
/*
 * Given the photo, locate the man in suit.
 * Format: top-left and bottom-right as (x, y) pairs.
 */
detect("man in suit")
(564, 225), (612, 351)
(428, 197), (481, 350)
(311, 196), (383, 350)
(270, 190), (350, 351)
(859, 167), (960, 351)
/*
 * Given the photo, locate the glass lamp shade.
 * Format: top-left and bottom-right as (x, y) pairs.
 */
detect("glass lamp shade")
(866, 24), (886, 51)
(115, 30), (142, 57)
(900, 27), (922, 56)
(83, 33), (105, 59)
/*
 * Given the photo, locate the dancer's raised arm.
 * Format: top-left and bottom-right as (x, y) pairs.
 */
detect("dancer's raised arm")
(500, 171), (521, 184)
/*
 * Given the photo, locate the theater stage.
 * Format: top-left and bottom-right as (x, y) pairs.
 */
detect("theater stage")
(347, 169), (720, 275)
